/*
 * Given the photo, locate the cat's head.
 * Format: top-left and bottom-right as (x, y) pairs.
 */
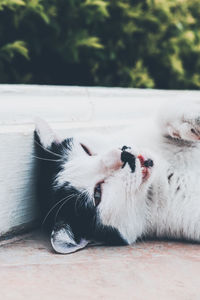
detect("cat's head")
(35, 119), (155, 254)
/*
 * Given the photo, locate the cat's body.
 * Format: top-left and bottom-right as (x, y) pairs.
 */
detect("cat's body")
(35, 101), (200, 253)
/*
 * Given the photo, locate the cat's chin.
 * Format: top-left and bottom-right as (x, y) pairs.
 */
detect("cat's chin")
(137, 154), (154, 185)
(141, 167), (151, 182)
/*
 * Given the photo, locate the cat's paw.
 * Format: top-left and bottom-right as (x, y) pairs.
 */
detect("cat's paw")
(167, 115), (200, 142)
(159, 101), (200, 142)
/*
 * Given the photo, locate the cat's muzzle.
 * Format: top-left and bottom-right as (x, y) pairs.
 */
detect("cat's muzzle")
(120, 145), (154, 174)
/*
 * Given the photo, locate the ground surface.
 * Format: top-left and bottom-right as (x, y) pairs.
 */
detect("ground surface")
(0, 232), (199, 300)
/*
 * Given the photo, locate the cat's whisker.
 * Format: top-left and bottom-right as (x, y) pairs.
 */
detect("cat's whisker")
(42, 195), (73, 226)
(54, 193), (77, 223)
(74, 192), (86, 215)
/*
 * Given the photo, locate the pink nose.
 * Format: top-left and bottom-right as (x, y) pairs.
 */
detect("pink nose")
(144, 159), (154, 168)
(138, 155), (153, 168)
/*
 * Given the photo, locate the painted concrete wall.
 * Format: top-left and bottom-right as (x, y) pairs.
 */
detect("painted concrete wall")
(1, 85), (200, 238)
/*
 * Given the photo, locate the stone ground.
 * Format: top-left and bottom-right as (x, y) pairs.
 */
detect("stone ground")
(0, 231), (199, 300)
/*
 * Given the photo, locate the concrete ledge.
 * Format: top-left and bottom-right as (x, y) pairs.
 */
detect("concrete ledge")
(1, 84), (200, 239)
(1, 231), (200, 299)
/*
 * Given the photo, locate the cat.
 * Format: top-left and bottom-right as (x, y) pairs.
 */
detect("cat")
(34, 100), (200, 254)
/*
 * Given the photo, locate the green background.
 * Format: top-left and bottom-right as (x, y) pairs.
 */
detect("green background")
(1, 0), (200, 89)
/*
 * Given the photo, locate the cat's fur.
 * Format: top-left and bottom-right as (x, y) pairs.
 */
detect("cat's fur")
(35, 101), (200, 254)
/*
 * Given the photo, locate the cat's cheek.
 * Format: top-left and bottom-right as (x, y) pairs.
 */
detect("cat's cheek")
(100, 149), (123, 173)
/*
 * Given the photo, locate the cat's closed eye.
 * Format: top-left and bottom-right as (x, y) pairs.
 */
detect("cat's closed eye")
(80, 143), (92, 156)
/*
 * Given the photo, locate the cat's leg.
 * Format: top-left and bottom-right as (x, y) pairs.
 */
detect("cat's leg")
(158, 101), (200, 143)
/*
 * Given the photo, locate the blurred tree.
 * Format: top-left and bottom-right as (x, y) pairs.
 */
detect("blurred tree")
(0, 0), (49, 82)
(0, 0), (200, 88)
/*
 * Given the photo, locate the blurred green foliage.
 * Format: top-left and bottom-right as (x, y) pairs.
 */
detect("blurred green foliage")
(0, 0), (200, 88)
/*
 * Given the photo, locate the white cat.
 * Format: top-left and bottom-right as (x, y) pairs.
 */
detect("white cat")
(35, 101), (200, 254)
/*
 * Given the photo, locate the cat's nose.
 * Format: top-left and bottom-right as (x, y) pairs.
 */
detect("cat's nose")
(144, 159), (154, 168)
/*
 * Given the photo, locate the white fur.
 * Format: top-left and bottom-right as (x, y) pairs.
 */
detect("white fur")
(40, 101), (200, 244)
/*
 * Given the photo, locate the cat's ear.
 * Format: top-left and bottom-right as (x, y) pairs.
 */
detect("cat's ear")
(51, 224), (89, 254)
(34, 117), (61, 148)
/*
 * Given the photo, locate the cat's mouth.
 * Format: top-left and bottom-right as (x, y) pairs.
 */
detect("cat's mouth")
(138, 155), (154, 182)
